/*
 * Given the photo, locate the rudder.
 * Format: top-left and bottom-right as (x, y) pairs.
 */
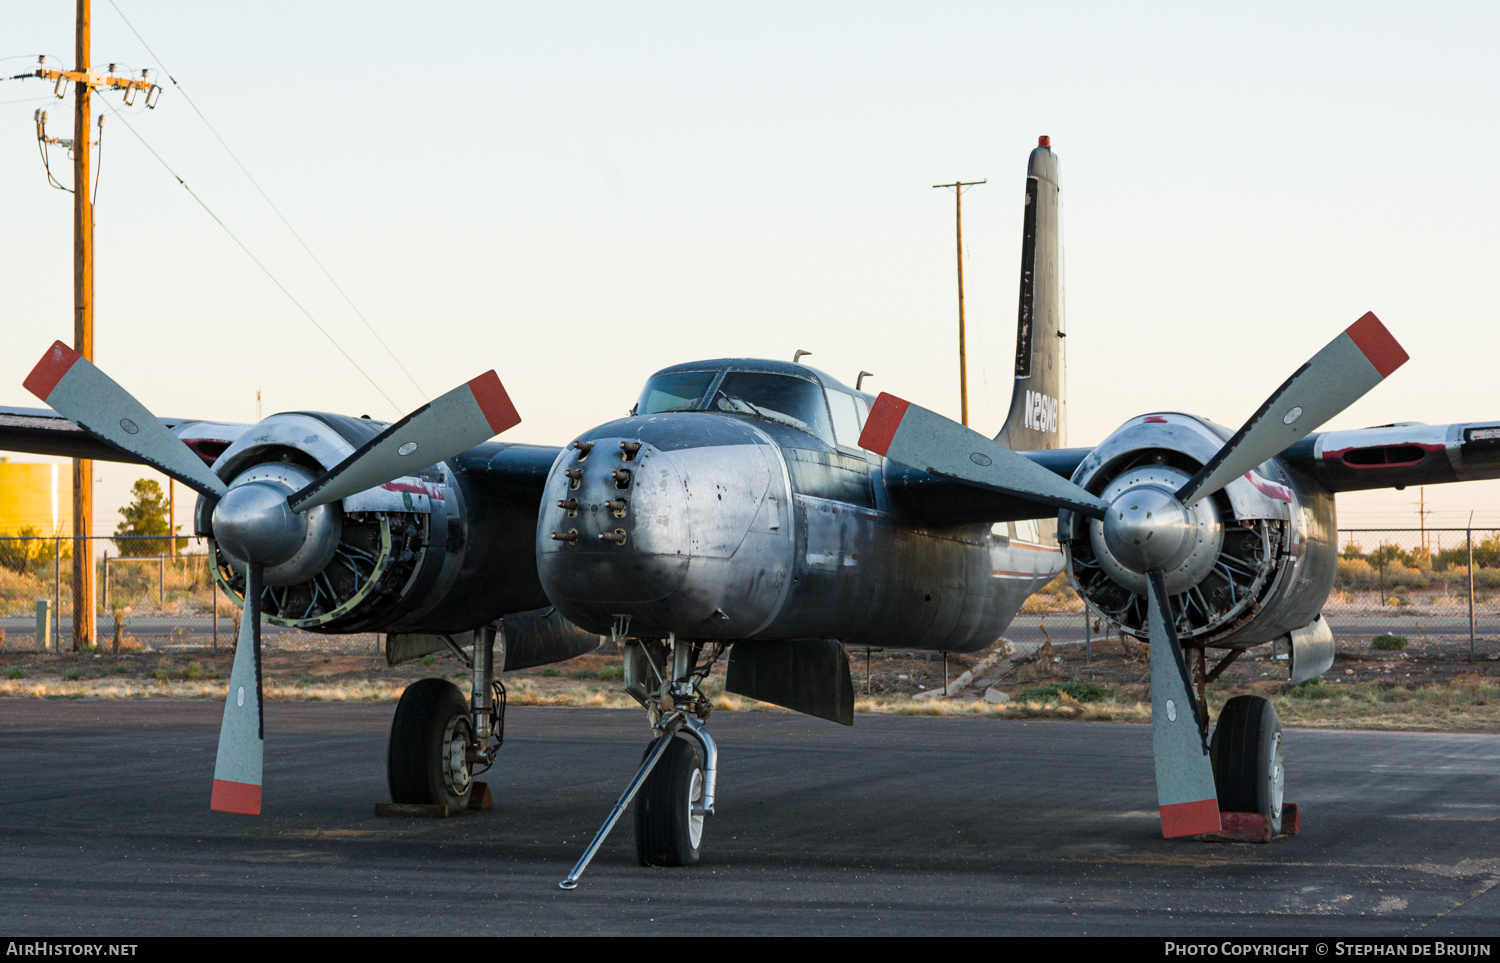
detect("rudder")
(997, 137), (1066, 453)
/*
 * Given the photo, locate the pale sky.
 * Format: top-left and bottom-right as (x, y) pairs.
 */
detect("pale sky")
(3, 1), (1499, 533)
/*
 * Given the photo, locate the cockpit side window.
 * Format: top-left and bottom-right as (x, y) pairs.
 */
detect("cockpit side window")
(827, 390), (863, 449)
(714, 371), (835, 443)
(853, 395), (870, 427)
(636, 370), (717, 414)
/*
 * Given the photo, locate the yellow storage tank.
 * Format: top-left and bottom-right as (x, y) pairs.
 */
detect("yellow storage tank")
(0, 461), (72, 536)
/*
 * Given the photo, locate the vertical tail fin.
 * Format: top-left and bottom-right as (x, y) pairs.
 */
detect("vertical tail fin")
(996, 137), (1066, 452)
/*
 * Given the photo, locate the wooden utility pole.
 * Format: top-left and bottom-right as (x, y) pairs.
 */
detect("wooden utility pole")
(1418, 486), (1430, 553)
(20, 1), (156, 649)
(933, 179), (985, 426)
(72, 0), (95, 651)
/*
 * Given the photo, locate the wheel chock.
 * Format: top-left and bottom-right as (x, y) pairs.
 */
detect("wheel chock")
(375, 782), (491, 818)
(1195, 803), (1299, 843)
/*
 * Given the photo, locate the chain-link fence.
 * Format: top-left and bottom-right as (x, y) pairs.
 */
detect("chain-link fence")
(0, 529), (1494, 658)
(1007, 527), (1500, 661)
(0, 534), (378, 654)
(1329, 529), (1497, 657)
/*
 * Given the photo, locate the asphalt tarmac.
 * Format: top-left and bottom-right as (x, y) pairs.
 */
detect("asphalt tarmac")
(0, 701), (1496, 937)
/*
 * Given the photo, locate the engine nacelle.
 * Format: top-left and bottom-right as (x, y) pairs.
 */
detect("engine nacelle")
(196, 412), (548, 634)
(1062, 413), (1338, 649)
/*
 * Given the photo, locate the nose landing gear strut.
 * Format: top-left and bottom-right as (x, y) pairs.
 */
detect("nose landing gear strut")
(560, 635), (722, 890)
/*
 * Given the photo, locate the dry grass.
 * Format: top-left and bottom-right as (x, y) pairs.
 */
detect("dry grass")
(1, 638), (1497, 733)
(0, 675), (1494, 731)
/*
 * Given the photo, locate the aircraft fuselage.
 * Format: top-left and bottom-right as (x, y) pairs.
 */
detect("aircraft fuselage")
(536, 409), (1061, 653)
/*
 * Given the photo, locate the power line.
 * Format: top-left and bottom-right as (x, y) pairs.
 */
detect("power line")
(105, 103), (403, 415)
(104, 0), (429, 402)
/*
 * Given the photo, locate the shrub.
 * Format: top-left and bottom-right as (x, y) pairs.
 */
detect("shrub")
(183, 661), (205, 681)
(6, 667), (22, 680)
(1288, 678), (1334, 700)
(1017, 681), (1110, 704)
(418, 655), (436, 666)
(63, 669), (80, 681)
(571, 670), (593, 679)
(597, 664), (624, 682)
(541, 667), (559, 677)
(1372, 633), (1409, 651)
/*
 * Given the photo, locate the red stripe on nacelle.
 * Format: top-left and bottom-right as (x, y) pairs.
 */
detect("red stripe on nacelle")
(1159, 798), (1221, 838)
(466, 371), (521, 435)
(23, 341), (82, 402)
(859, 393), (910, 456)
(1345, 312), (1408, 379)
(210, 778), (263, 815)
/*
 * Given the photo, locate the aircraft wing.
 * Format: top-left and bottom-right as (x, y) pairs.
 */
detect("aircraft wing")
(1280, 420), (1500, 493)
(0, 405), (244, 465)
(883, 418), (1500, 529)
(0, 403), (563, 503)
(451, 442), (565, 503)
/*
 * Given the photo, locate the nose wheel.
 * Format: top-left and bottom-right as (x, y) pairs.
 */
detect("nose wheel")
(560, 636), (721, 889)
(635, 735), (705, 867)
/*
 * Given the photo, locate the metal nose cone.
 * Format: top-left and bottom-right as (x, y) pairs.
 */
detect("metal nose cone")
(212, 480), (306, 567)
(1102, 485), (1193, 573)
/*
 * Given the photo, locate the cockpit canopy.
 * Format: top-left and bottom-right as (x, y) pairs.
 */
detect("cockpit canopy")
(635, 360), (873, 450)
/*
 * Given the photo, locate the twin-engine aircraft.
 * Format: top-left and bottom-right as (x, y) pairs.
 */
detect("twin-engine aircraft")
(4, 138), (1497, 887)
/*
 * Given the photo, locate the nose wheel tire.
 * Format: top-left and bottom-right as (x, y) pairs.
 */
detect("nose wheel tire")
(1210, 694), (1284, 834)
(634, 735), (704, 867)
(387, 678), (474, 809)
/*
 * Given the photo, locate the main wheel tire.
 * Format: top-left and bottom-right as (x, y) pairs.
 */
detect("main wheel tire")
(1210, 694), (1284, 834)
(387, 678), (474, 808)
(634, 736), (704, 868)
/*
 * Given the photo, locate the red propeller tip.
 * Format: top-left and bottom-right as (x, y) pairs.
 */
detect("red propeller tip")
(22, 341), (81, 401)
(466, 371), (521, 435)
(1159, 798), (1222, 838)
(210, 778), (262, 816)
(858, 393), (910, 456)
(1345, 312), (1408, 379)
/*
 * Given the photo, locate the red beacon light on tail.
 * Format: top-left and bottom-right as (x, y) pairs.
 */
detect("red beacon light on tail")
(1038, 135), (1051, 147)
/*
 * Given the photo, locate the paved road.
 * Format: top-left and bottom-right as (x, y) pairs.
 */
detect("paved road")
(0, 701), (1497, 936)
(8, 615), (1498, 653)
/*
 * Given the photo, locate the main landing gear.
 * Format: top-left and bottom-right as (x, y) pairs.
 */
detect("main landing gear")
(387, 626), (506, 809)
(1154, 620), (1293, 841)
(1211, 694), (1285, 835)
(560, 635), (722, 889)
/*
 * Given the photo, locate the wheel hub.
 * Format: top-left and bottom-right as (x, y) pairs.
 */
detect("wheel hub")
(443, 714), (473, 797)
(687, 766), (704, 848)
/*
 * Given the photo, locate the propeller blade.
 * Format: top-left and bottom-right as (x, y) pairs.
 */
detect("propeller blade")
(211, 563), (264, 815)
(1147, 569), (1221, 838)
(288, 371), (519, 514)
(858, 393), (1109, 519)
(1176, 312), (1407, 507)
(23, 341), (227, 498)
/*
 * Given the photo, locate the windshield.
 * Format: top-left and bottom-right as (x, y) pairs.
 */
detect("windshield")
(636, 370), (717, 414)
(714, 371), (834, 442)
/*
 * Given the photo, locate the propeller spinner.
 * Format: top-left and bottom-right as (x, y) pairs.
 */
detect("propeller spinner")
(25, 341), (520, 814)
